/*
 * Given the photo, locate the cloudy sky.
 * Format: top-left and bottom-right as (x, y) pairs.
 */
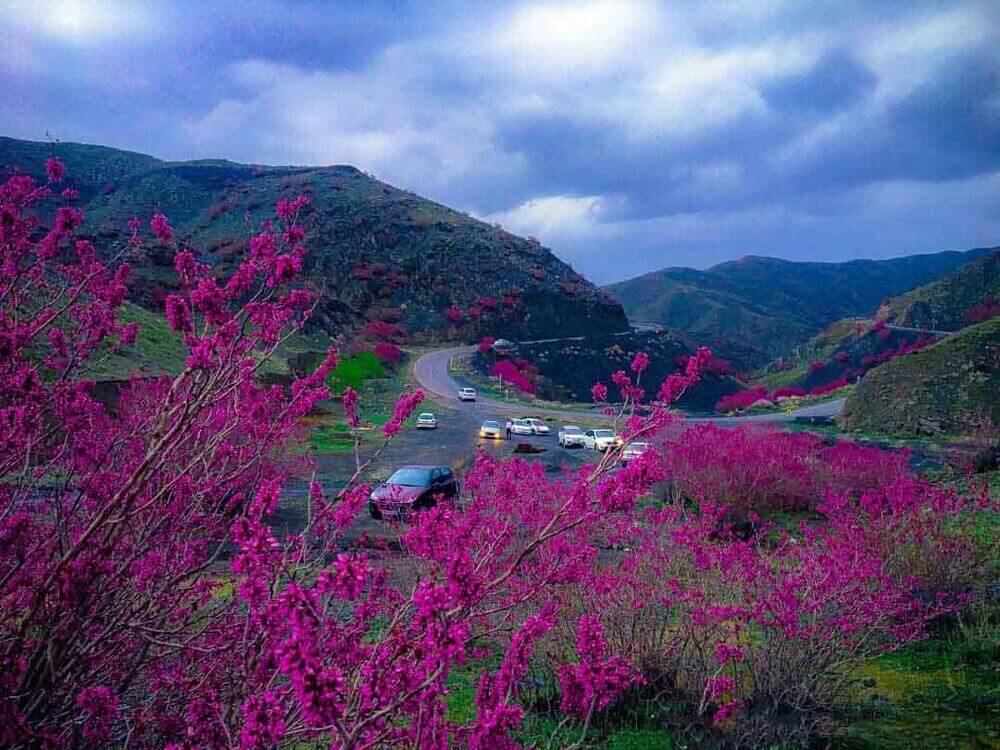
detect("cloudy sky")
(2, 0), (998, 282)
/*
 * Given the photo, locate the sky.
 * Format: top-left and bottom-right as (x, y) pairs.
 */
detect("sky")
(2, 0), (998, 283)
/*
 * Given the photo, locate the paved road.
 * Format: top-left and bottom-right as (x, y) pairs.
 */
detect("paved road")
(412, 346), (845, 425)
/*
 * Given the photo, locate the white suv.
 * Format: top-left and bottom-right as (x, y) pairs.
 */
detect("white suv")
(558, 425), (585, 447)
(458, 387), (477, 401)
(582, 429), (620, 452)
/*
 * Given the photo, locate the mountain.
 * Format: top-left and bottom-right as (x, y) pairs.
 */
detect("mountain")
(1, 136), (627, 345)
(839, 318), (1000, 436)
(878, 250), (1000, 332)
(605, 249), (996, 366)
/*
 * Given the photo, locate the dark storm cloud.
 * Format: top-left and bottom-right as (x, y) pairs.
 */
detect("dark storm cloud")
(1, 0), (997, 282)
(762, 51), (877, 114)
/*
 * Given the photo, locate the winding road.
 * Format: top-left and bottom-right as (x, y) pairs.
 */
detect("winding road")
(412, 346), (845, 425)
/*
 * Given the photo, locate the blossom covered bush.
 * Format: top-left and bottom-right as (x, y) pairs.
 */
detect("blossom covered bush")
(489, 358), (535, 394)
(0, 162), (993, 748)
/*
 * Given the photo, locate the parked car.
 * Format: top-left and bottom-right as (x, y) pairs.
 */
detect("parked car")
(582, 429), (620, 452)
(525, 418), (550, 435)
(558, 425), (585, 448)
(416, 412), (438, 429)
(479, 420), (503, 439)
(620, 441), (650, 464)
(458, 387), (477, 401)
(369, 465), (458, 520)
(505, 418), (534, 437)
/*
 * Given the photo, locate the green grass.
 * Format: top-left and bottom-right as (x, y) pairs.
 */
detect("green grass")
(327, 352), (387, 394)
(837, 614), (999, 749)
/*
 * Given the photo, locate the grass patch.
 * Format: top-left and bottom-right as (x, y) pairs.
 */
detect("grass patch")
(327, 352), (387, 394)
(836, 611), (999, 749)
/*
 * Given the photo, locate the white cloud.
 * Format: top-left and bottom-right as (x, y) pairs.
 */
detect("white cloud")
(483, 194), (606, 237)
(3, 0), (153, 44)
(489, 0), (663, 78)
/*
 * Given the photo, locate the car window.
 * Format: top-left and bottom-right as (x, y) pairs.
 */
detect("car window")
(595, 430), (614, 438)
(564, 426), (581, 434)
(585, 431), (594, 437)
(388, 467), (432, 486)
(483, 421), (499, 428)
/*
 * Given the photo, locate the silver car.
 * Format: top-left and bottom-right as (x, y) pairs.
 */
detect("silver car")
(416, 412), (438, 429)
(479, 420), (502, 439)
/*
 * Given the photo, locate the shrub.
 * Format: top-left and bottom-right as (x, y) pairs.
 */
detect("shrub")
(715, 386), (767, 413)
(490, 358), (535, 394)
(372, 341), (403, 366)
(964, 299), (1000, 325)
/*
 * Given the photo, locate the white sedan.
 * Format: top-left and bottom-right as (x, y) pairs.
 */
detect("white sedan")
(458, 387), (477, 401)
(505, 419), (534, 437)
(620, 441), (650, 464)
(558, 425), (585, 447)
(582, 429), (620, 452)
(479, 420), (503, 439)
(525, 418), (550, 435)
(416, 413), (438, 429)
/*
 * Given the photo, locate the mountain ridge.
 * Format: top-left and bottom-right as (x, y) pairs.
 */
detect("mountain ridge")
(1, 135), (628, 344)
(606, 247), (996, 366)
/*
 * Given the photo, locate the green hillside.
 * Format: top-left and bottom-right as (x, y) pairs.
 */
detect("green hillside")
(1, 136), (628, 347)
(839, 318), (1000, 436)
(878, 250), (999, 331)
(606, 250), (995, 366)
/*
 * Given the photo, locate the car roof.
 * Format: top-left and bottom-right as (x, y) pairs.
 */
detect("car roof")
(395, 464), (449, 470)
(483, 420), (499, 425)
(563, 425), (581, 430)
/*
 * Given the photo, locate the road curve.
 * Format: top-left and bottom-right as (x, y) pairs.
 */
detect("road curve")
(412, 346), (845, 425)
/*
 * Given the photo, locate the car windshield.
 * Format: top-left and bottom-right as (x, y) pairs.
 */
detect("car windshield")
(563, 426), (582, 434)
(387, 467), (432, 486)
(418, 413), (434, 419)
(514, 419), (530, 426)
(483, 421), (499, 429)
(594, 430), (615, 438)
(629, 442), (649, 451)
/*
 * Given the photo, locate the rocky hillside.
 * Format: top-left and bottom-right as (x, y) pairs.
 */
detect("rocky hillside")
(605, 249), (994, 367)
(839, 318), (999, 436)
(878, 250), (999, 331)
(1, 136), (627, 344)
(475, 330), (743, 412)
(759, 318), (940, 392)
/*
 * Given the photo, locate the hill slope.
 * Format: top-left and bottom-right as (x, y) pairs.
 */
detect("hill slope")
(606, 249), (995, 366)
(1, 136), (627, 343)
(878, 250), (1000, 331)
(838, 318), (1000, 436)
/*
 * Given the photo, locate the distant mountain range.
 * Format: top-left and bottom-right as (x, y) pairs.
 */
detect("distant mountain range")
(0, 136), (626, 346)
(606, 249), (996, 366)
